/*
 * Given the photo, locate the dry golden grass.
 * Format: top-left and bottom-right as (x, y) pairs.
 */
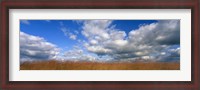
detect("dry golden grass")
(20, 60), (180, 70)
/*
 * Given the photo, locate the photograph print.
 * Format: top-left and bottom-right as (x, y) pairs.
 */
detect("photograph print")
(20, 20), (180, 70)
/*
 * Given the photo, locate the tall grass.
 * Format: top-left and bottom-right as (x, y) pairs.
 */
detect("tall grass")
(20, 60), (180, 70)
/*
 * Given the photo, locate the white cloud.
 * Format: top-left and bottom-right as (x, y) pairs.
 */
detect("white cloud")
(61, 27), (77, 40)
(81, 20), (112, 40)
(155, 47), (180, 62)
(129, 20), (180, 45)
(20, 32), (60, 62)
(57, 46), (96, 62)
(59, 22), (79, 40)
(69, 34), (77, 40)
(86, 45), (112, 55)
(21, 20), (30, 25)
(80, 20), (180, 62)
(89, 39), (98, 45)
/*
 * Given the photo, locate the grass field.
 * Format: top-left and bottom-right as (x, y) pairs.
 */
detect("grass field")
(20, 60), (180, 70)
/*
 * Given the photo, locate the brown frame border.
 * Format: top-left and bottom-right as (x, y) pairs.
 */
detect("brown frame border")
(0, 0), (199, 90)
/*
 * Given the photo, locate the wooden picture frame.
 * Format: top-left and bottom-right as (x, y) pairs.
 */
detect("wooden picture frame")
(0, 0), (199, 89)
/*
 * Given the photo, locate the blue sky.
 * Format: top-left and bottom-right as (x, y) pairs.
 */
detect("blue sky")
(20, 20), (180, 62)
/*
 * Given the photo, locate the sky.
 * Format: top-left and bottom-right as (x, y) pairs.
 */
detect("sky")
(20, 20), (180, 62)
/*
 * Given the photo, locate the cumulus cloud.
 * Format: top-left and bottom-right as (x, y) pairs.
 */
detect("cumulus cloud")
(81, 20), (112, 40)
(80, 20), (180, 62)
(57, 46), (96, 62)
(129, 20), (180, 45)
(150, 47), (180, 62)
(20, 32), (60, 62)
(21, 20), (30, 25)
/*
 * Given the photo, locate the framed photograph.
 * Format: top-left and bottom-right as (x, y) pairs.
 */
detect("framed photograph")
(1, 0), (199, 89)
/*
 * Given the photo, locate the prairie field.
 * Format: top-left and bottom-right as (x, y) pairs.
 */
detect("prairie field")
(20, 60), (180, 70)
